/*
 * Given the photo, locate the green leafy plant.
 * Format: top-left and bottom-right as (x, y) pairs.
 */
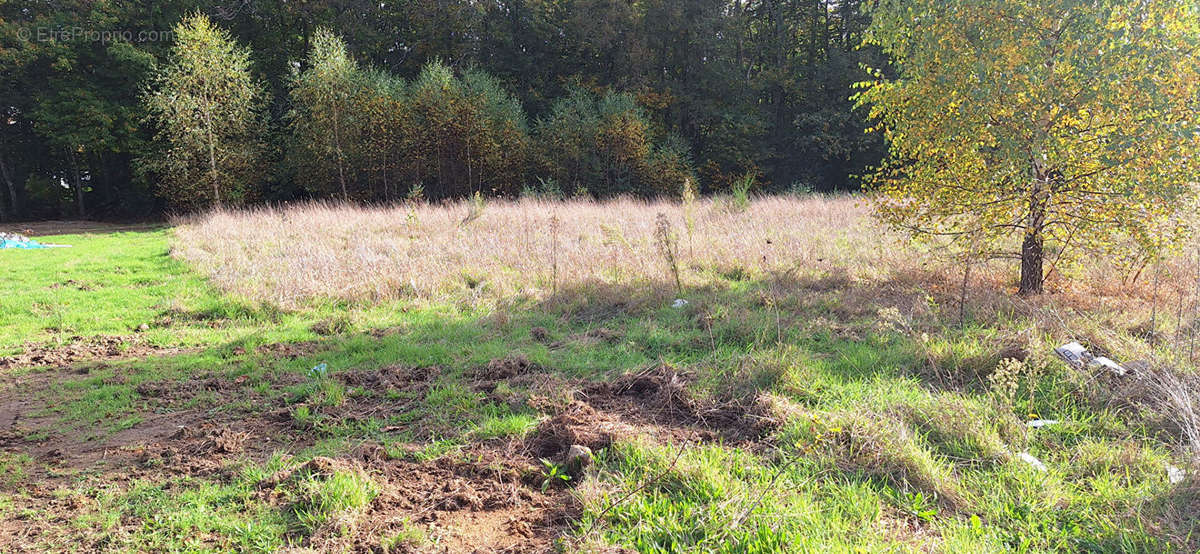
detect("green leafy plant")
(540, 458), (571, 491)
(142, 12), (266, 210)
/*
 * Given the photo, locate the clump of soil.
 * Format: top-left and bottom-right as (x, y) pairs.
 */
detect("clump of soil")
(477, 354), (540, 380)
(254, 340), (325, 359)
(527, 401), (632, 458)
(338, 364), (441, 391)
(256, 446), (575, 553)
(585, 365), (780, 442)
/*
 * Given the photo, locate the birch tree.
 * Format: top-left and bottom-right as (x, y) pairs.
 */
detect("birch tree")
(143, 13), (265, 210)
(857, 0), (1200, 295)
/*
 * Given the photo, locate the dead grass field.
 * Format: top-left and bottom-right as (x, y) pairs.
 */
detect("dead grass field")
(174, 195), (1200, 361)
(174, 196), (919, 307)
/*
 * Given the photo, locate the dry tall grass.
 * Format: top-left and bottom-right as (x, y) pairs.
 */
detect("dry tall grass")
(173, 196), (921, 308)
(173, 194), (1200, 358)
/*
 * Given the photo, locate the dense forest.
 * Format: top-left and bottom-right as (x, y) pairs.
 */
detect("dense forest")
(0, 0), (883, 220)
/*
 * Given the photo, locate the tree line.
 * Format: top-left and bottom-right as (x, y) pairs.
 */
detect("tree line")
(0, 0), (882, 219)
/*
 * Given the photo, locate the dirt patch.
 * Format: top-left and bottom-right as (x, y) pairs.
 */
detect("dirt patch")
(256, 445), (576, 553)
(254, 340), (326, 360)
(584, 365), (780, 440)
(527, 401), (636, 458)
(10, 221), (162, 237)
(0, 335), (185, 370)
(525, 365), (779, 462)
(48, 279), (93, 291)
(365, 446), (577, 553)
(474, 354), (540, 381)
(0, 348), (783, 552)
(339, 364), (442, 391)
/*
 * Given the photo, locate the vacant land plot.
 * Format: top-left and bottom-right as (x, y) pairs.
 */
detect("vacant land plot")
(1, 196), (1197, 552)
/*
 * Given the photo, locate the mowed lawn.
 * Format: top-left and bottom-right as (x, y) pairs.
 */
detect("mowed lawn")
(0, 198), (1196, 552)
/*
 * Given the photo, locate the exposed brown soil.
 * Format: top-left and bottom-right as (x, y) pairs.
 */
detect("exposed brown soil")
(0, 335), (187, 370)
(339, 445), (575, 553)
(527, 365), (781, 460)
(6, 221), (163, 237)
(0, 352), (779, 552)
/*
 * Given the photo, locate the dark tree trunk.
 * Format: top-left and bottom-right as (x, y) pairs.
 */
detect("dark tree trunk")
(68, 147), (86, 219)
(0, 139), (19, 220)
(1019, 229), (1044, 296)
(1019, 166), (1048, 296)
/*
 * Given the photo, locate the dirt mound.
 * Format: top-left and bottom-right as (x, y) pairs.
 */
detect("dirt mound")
(254, 340), (325, 359)
(338, 364), (441, 391)
(584, 365), (780, 441)
(257, 447), (575, 553)
(527, 401), (634, 458)
(476, 354), (540, 380)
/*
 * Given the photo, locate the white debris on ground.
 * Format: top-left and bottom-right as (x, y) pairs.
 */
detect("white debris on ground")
(672, 298), (689, 308)
(1017, 452), (1048, 472)
(1167, 463), (1187, 484)
(1054, 341), (1127, 375)
(1025, 419), (1060, 428)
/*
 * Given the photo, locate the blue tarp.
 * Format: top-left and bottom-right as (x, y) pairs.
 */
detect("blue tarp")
(1, 238), (47, 249)
(2, 239), (43, 249)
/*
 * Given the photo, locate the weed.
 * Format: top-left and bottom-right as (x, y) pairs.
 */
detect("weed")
(654, 213), (683, 296)
(681, 177), (697, 258)
(292, 405), (317, 428)
(461, 190), (486, 225)
(0, 454), (32, 487)
(730, 171), (755, 212)
(988, 357), (1028, 414)
(540, 458), (571, 491)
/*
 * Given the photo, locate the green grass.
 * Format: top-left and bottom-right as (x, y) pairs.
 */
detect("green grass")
(290, 467), (379, 534)
(2, 227), (1196, 551)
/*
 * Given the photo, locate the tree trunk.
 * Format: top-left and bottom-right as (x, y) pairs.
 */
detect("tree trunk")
(1019, 166), (1048, 296)
(333, 105), (348, 201)
(68, 147), (86, 219)
(205, 109), (222, 209)
(0, 151), (13, 222)
(1019, 229), (1043, 295)
(0, 139), (20, 220)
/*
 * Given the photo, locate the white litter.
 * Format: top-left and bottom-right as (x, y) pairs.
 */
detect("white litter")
(1017, 452), (1047, 472)
(1092, 356), (1127, 376)
(1025, 419), (1060, 428)
(1167, 464), (1186, 484)
(1054, 342), (1089, 366)
(671, 298), (689, 308)
(1054, 342), (1126, 375)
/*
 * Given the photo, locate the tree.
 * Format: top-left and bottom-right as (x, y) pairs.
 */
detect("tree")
(857, 0), (1200, 295)
(288, 27), (367, 200)
(404, 62), (529, 200)
(143, 13), (265, 210)
(535, 87), (693, 197)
